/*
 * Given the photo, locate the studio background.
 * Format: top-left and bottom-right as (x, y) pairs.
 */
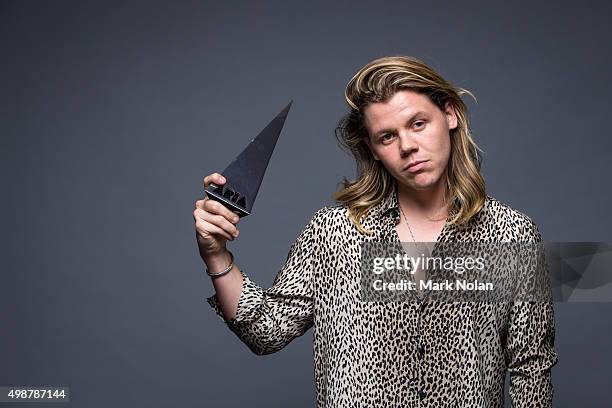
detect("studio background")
(2, 1), (611, 407)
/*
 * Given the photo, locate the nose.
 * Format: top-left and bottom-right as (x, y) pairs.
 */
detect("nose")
(399, 133), (417, 156)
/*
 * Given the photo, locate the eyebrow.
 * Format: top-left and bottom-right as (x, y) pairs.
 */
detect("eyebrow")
(371, 110), (428, 137)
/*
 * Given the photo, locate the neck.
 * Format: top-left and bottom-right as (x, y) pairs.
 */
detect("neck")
(397, 180), (449, 221)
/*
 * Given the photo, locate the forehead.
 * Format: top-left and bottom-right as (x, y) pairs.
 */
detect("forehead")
(363, 90), (437, 128)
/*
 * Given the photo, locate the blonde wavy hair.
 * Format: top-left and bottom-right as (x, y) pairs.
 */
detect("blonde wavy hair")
(334, 55), (486, 235)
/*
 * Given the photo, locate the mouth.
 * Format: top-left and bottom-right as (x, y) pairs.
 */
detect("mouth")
(404, 160), (428, 173)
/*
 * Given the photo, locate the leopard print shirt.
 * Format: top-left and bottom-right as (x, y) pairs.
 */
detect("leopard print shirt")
(207, 184), (558, 407)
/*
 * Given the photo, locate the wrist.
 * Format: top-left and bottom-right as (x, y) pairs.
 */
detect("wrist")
(203, 249), (232, 272)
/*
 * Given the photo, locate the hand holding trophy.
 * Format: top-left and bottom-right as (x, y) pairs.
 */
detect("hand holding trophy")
(193, 102), (292, 320)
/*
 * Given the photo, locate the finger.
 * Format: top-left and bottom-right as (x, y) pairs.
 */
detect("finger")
(200, 211), (239, 237)
(193, 207), (204, 222)
(194, 198), (238, 224)
(203, 173), (226, 188)
(194, 199), (206, 211)
(203, 199), (241, 224)
(196, 219), (234, 242)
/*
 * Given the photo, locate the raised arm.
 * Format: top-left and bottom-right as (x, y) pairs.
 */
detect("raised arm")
(206, 212), (319, 355)
(195, 173), (322, 355)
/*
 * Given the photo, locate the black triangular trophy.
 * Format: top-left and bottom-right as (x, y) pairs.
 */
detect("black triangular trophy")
(204, 101), (292, 217)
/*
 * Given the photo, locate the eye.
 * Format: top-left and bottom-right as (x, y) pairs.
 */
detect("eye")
(379, 133), (395, 143)
(413, 120), (425, 129)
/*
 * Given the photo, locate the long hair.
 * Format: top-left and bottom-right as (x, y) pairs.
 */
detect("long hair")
(334, 55), (486, 235)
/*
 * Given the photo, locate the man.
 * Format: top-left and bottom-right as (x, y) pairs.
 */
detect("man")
(193, 56), (558, 407)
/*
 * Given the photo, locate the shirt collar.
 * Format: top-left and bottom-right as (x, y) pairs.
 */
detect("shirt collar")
(373, 181), (400, 220)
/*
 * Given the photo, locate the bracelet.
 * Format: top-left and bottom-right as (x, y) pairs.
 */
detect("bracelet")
(206, 251), (234, 277)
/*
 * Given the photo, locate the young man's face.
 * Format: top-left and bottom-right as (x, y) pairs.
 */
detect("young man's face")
(363, 89), (458, 193)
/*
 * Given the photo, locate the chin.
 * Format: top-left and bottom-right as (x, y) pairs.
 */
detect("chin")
(402, 175), (441, 190)
(412, 183), (436, 191)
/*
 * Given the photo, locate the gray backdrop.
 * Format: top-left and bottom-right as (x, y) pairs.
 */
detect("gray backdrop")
(2, 1), (611, 407)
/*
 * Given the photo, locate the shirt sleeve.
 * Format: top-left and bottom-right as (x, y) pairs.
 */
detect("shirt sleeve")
(506, 221), (559, 408)
(205, 208), (323, 355)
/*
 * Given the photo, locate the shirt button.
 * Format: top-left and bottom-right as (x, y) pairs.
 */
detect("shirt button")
(418, 345), (425, 358)
(419, 390), (427, 400)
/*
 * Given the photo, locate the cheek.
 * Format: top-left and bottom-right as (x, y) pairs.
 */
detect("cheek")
(429, 133), (451, 165)
(375, 149), (403, 173)
(437, 129), (451, 152)
(442, 137), (452, 158)
(374, 146), (396, 162)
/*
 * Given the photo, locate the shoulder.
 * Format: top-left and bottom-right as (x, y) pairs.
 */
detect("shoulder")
(479, 195), (543, 241)
(485, 195), (534, 224)
(298, 204), (364, 241)
(287, 205), (353, 251)
(307, 204), (353, 230)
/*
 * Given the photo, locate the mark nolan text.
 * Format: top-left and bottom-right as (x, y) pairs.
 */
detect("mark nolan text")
(373, 279), (494, 291)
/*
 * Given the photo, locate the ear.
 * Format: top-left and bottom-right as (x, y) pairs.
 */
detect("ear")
(444, 101), (458, 130)
(364, 136), (381, 161)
